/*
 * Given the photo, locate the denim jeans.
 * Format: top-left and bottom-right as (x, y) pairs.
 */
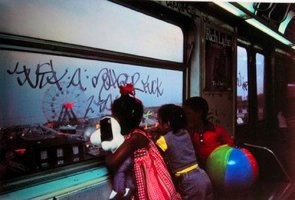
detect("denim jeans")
(176, 168), (214, 200)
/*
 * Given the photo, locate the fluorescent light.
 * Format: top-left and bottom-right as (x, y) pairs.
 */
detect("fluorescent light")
(245, 18), (293, 46)
(237, 2), (255, 14)
(214, 2), (295, 50)
(279, 10), (295, 34)
(237, 2), (294, 34)
(213, 2), (248, 18)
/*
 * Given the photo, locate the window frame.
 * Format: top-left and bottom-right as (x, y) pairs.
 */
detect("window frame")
(254, 50), (266, 122)
(0, 0), (194, 194)
(236, 44), (250, 126)
(236, 40), (270, 136)
(236, 42), (268, 128)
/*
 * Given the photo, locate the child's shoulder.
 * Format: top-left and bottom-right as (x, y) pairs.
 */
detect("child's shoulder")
(130, 128), (152, 139)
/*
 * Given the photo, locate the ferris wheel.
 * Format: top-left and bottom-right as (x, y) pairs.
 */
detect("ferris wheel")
(42, 82), (88, 123)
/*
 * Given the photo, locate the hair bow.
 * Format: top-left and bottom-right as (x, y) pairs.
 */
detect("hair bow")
(119, 83), (135, 96)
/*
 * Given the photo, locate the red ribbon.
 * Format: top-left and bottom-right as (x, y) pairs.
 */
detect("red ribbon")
(119, 83), (135, 96)
(119, 83), (142, 104)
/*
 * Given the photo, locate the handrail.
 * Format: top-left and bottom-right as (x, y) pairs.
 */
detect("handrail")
(243, 142), (291, 182)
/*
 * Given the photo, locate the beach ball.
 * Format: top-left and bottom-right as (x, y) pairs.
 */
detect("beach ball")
(206, 144), (259, 192)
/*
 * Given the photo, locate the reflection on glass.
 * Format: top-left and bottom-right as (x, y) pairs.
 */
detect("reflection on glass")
(57, 148), (64, 158)
(256, 53), (265, 120)
(0, 0), (183, 62)
(72, 146), (79, 155)
(40, 150), (48, 160)
(0, 50), (184, 182)
(237, 46), (249, 124)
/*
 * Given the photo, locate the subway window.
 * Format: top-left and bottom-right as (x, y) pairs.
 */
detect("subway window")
(0, 0), (183, 62)
(237, 46), (249, 125)
(256, 52), (265, 121)
(0, 0), (185, 186)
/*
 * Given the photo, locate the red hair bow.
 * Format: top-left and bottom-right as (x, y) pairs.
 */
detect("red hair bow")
(119, 83), (135, 96)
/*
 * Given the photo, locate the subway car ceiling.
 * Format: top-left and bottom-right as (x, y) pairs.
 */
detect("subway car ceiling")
(120, 1), (295, 57)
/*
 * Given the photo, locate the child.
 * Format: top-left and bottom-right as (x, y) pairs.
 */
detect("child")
(95, 116), (135, 200)
(156, 104), (213, 200)
(105, 84), (181, 200)
(183, 97), (234, 169)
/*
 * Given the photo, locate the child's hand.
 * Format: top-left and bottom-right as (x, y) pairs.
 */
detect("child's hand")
(144, 123), (163, 141)
(145, 126), (159, 134)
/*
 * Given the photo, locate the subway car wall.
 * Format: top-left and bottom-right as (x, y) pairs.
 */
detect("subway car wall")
(1, 1), (295, 199)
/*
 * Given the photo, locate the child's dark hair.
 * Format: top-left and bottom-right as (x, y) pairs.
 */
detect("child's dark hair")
(158, 104), (187, 133)
(111, 85), (143, 135)
(183, 97), (209, 123)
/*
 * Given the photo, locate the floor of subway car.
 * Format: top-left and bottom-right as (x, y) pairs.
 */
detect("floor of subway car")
(214, 181), (295, 200)
(270, 129), (295, 182)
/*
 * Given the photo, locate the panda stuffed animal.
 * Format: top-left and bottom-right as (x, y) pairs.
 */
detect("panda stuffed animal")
(90, 116), (135, 200)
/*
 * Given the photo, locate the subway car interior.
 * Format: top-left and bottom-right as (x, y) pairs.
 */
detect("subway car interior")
(1, 1), (295, 199)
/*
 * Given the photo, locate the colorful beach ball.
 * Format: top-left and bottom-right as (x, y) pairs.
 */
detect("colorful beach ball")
(206, 144), (259, 192)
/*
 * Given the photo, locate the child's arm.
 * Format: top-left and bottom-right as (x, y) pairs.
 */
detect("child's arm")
(145, 123), (168, 143)
(105, 133), (148, 170)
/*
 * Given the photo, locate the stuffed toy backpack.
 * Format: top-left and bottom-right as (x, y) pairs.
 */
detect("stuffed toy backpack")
(90, 116), (124, 153)
(90, 116), (135, 200)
